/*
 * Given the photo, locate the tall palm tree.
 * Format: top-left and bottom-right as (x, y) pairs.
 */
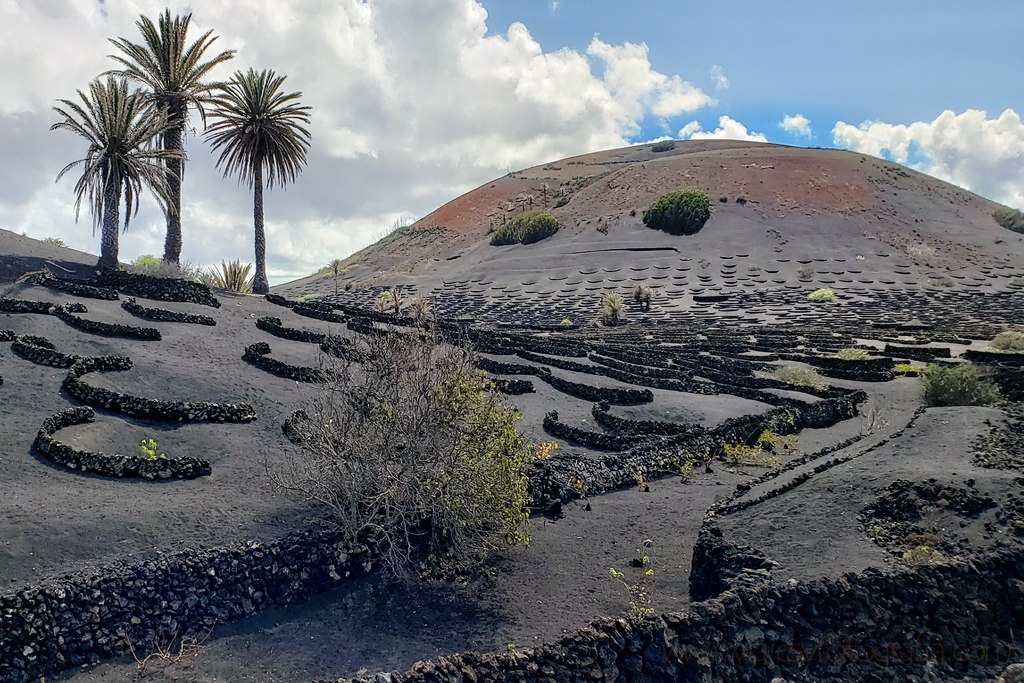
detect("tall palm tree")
(51, 77), (182, 268)
(205, 69), (311, 295)
(107, 9), (235, 265)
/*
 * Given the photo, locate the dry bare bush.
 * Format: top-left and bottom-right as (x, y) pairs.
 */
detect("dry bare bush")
(270, 331), (535, 579)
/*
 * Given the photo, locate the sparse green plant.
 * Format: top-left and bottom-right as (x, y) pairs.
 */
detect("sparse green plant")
(130, 254), (162, 273)
(559, 317), (573, 327)
(609, 542), (656, 618)
(796, 265), (814, 281)
(295, 293), (320, 302)
(269, 331), (536, 579)
(600, 292), (625, 326)
(991, 330), (1024, 352)
(42, 237), (68, 248)
(770, 364), (828, 391)
(755, 429), (798, 455)
(993, 206), (1024, 234)
(642, 189), (711, 235)
(835, 348), (870, 360)
(490, 210), (561, 246)
(138, 437), (166, 461)
(920, 363), (1002, 407)
(651, 140), (676, 153)
(894, 363), (924, 377)
(207, 260), (254, 293)
(631, 283), (654, 311)
(723, 442), (781, 468)
(806, 288), (837, 303)
(900, 545), (945, 566)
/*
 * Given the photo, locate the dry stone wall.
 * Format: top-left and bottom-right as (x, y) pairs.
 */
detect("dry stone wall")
(34, 407), (212, 479)
(0, 529), (372, 683)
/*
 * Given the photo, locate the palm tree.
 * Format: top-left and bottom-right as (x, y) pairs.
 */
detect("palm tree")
(205, 68), (311, 295)
(51, 77), (182, 268)
(107, 9), (235, 265)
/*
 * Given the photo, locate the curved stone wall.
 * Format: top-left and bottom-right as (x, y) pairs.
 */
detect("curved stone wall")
(0, 529), (371, 682)
(63, 357), (257, 423)
(34, 407), (212, 480)
(53, 305), (161, 341)
(256, 316), (326, 343)
(121, 297), (216, 326)
(243, 342), (329, 383)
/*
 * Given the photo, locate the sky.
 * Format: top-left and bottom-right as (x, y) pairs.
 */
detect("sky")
(1, 0), (1022, 284)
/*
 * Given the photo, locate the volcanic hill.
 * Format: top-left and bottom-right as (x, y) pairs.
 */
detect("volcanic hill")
(280, 139), (1024, 329)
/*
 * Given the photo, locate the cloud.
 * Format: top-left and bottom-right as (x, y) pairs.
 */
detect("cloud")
(833, 108), (1024, 209)
(709, 65), (729, 90)
(679, 115), (767, 142)
(0, 0), (714, 281)
(780, 113), (811, 137)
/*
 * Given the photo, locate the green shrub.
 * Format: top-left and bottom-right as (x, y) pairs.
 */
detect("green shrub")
(993, 206), (1024, 233)
(770, 365), (827, 391)
(268, 331), (535, 579)
(806, 288), (837, 303)
(723, 443), (781, 469)
(490, 211), (561, 246)
(901, 545), (944, 566)
(895, 363), (924, 377)
(600, 292), (625, 326)
(920, 363), (1002, 407)
(130, 254), (162, 272)
(559, 318), (573, 327)
(991, 330), (1024, 351)
(651, 140), (676, 153)
(642, 189), (711, 236)
(138, 437), (166, 461)
(835, 348), (870, 360)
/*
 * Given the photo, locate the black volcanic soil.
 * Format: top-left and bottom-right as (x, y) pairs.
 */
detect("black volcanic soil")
(2, 141), (1024, 683)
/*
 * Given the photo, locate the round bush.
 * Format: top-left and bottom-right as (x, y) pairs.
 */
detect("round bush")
(490, 211), (561, 246)
(642, 189), (711, 235)
(920, 362), (1002, 407)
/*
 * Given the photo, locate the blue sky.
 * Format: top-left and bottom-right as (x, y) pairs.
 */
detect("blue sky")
(482, 0), (1023, 146)
(2, 0), (1022, 280)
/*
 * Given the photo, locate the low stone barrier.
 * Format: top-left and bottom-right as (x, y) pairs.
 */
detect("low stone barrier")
(34, 407), (211, 480)
(0, 529), (372, 683)
(53, 305), (161, 341)
(542, 410), (638, 451)
(243, 342), (329, 383)
(63, 357), (256, 423)
(11, 334), (83, 368)
(121, 297), (216, 326)
(256, 316), (326, 344)
(21, 271), (118, 300)
(341, 545), (1023, 683)
(91, 269), (220, 308)
(491, 377), (534, 395)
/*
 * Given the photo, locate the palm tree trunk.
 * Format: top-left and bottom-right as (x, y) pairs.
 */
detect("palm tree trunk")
(161, 106), (185, 265)
(252, 163), (269, 295)
(98, 176), (121, 269)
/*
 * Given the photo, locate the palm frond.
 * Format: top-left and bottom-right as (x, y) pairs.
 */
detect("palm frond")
(204, 68), (312, 190)
(50, 76), (183, 233)
(106, 9), (235, 130)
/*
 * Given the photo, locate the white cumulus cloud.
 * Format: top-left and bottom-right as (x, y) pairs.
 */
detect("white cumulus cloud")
(833, 108), (1024, 209)
(679, 115), (767, 142)
(0, 0), (715, 281)
(780, 113), (812, 137)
